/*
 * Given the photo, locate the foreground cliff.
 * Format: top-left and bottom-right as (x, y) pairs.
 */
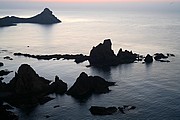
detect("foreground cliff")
(0, 8), (61, 27)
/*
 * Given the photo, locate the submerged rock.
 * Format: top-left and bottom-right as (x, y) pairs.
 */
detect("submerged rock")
(0, 8), (61, 27)
(66, 72), (115, 97)
(89, 106), (117, 115)
(144, 54), (153, 63)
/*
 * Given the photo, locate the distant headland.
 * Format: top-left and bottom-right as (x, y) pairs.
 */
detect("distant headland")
(0, 8), (61, 27)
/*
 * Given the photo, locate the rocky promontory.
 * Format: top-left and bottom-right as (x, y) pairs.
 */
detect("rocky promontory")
(0, 8), (61, 27)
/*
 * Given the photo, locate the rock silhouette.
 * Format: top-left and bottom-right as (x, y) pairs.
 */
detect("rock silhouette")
(0, 64), (67, 107)
(66, 72), (115, 97)
(14, 53), (89, 63)
(50, 76), (67, 94)
(0, 62), (4, 67)
(0, 70), (13, 76)
(89, 39), (138, 67)
(0, 8), (61, 27)
(89, 106), (117, 115)
(144, 54), (153, 63)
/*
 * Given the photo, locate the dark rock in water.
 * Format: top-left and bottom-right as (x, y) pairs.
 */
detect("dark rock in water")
(167, 53), (175, 57)
(0, 8), (61, 27)
(89, 106), (117, 115)
(53, 105), (60, 108)
(89, 39), (117, 66)
(14, 52), (89, 63)
(118, 107), (125, 114)
(66, 72), (115, 97)
(8, 64), (51, 95)
(144, 54), (153, 63)
(0, 62), (4, 67)
(1, 64), (54, 107)
(154, 53), (168, 61)
(0, 104), (18, 120)
(117, 48), (137, 63)
(89, 39), (138, 67)
(50, 76), (67, 94)
(0, 70), (13, 76)
(3, 56), (13, 60)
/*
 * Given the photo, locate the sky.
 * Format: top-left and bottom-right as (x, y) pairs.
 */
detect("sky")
(0, 0), (179, 2)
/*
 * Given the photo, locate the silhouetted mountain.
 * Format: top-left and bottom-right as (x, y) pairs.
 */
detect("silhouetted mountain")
(0, 8), (61, 27)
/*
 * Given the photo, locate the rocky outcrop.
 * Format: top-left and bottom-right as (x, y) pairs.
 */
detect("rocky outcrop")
(117, 48), (137, 63)
(66, 72), (115, 97)
(0, 64), (67, 107)
(0, 62), (4, 67)
(144, 54), (153, 63)
(0, 8), (61, 27)
(50, 76), (67, 94)
(89, 39), (117, 66)
(8, 64), (51, 95)
(0, 70), (13, 76)
(89, 39), (138, 67)
(89, 106), (117, 115)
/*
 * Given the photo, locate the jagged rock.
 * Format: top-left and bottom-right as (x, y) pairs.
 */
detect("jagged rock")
(89, 106), (117, 115)
(0, 8), (61, 27)
(0, 70), (13, 76)
(89, 39), (117, 66)
(50, 76), (67, 94)
(8, 64), (51, 95)
(117, 48), (137, 63)
(89, 39), (138, 67)
(144, 54), (153, 63)
(0, 62), (4, 67)
(66, 72), (115, 97)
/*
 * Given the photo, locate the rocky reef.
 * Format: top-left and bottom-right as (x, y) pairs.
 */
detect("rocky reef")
(0, 8), (61, 27)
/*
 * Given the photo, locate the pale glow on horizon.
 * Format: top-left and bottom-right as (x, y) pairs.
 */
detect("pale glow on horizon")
(1, 0), (179, 2)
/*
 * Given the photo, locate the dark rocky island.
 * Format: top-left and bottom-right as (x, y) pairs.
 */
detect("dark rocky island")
(0, 8), (61, 27)
(66, 72), (115, 98)
(0, 64), (67, 108)
(89, 39), (138, 67)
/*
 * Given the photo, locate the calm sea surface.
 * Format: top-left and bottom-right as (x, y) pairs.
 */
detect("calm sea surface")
(0, 3), (180, 120)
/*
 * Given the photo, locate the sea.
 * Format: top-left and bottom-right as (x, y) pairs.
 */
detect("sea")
(0, 2), (180, 120)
